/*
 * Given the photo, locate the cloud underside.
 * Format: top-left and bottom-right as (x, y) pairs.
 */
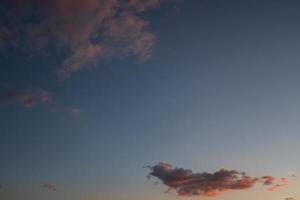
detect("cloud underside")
(0, 0), (166, 79)
(147, 162), (289, 197)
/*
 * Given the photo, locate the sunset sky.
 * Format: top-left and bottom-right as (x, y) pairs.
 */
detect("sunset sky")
(1, 0), (300, 200)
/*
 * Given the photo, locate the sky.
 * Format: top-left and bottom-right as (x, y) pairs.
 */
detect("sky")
(0, 0), (300, 200)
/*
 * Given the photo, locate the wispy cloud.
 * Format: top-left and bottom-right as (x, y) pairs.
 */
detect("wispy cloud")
(0, 0), (175, 79)
(285, 198), (295, 200)
(288, 172), (297, 178)
(41, 182), (57, 191)
(0, 84), (79, 115)
(0, 85), (51, 108)
(146, 162), (289, 197)
(70, 107), (81, 116)
(267, 178), (288, 191)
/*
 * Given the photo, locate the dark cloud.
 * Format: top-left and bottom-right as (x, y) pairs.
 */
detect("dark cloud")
(41, 182), (57, 191)
(147, 162), (288, 197)
(0, 0), (175, 79)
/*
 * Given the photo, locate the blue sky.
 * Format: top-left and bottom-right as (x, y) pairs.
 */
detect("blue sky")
(1, 0), (300, 200)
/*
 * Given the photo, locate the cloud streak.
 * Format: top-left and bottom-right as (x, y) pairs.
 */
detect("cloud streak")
(147, 162), (289, 197)
(0, 84), (80, 115)
(41, 182), (57, 191)
(0, 85), (51, 107)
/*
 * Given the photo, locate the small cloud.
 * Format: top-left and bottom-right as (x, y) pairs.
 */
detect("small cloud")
(285, 198), (295, 200)
(0, 85), (51, 108)
(70, 107), (81, 116)
(0, 84), (80, 116)
(288, 172), (297, 178)
(0, 0), (180, 79)
(260, 176), (276, 185)
(41, 182), (57, 191)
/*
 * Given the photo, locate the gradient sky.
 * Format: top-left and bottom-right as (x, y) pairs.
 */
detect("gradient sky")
(1, 0), (300, 200)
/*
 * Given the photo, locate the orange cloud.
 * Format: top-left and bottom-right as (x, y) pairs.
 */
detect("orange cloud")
(268, 178), (289, 191)
(147, 162), (289, 197)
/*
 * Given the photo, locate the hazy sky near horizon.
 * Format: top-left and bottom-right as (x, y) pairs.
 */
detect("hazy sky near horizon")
(1, 0), (300, 200)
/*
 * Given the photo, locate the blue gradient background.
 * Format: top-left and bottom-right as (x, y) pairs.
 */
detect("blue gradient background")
(1, 0), (300, 199)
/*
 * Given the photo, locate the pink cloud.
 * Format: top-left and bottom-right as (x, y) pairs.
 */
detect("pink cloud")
(0, 0), (175, 79)
(147, 162), (290, 197)
(0, 85), (51, 108)
(0, 84), (80, 114)
(102, 12), (155, 59)
(127, 0), (163, 12)
(57, 44), (104, 79)
(268, 178), (289, 191)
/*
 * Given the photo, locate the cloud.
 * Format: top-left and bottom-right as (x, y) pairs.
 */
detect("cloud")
(146, 162), (288, 197)
(127, 0), (163, 12)
(0, 0), (174, 79)
(70, 107), (81, 116)
(285, 198), (295, 200)
(57, 44), (104, 79)
(267, 178), (288, 191)
(0, 84), (80, 115)
(41, 182), (57, 191)
(288, 172), (297, 178)
(101, 11), (155, 59)
(260, 176), (276, 185)
(0, 85), (51, 107)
